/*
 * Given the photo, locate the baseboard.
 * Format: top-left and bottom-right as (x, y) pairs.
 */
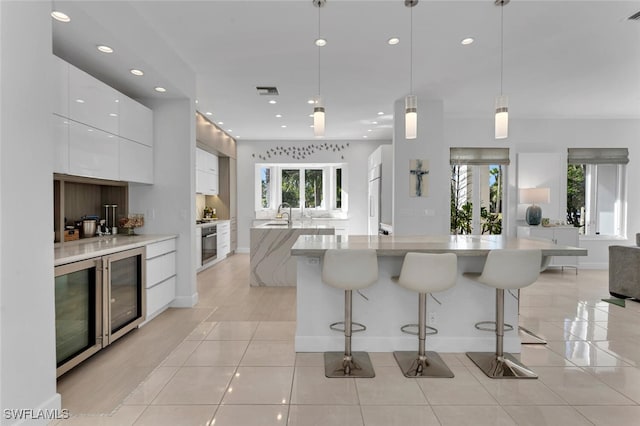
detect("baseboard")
(170, 292), (198, 308)
(577, 262), (608, 270)
(236, 247), (249, 254)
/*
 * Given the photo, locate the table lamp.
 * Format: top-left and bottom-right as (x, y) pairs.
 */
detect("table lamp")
(519, 188), (550, 226)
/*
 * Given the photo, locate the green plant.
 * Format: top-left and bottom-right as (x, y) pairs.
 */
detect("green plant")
(480, 207), (502, 235)
(567, 164), (585, 227)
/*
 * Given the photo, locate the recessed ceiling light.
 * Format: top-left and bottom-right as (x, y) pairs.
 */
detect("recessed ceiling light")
(87, 128), (93, 132)
(363, 135), (368, 138)
(371, 121), (378, 125)
(387, 37), (400, 45)
(114, 99), (119, 103)
(461, 37), (475, 45)
(367, 129), (372, 132)
(218, 121), (224, 125)
(75, 99), (85, 103)
(227, 129), (233, 133)
(195, 99), (199, 104)
(315, 38), (327, 47)
(377, 111), (384, 115)
(97, 45), (114, 54)
(281, 125), (287, 128)
(154, 86), (166, 93)
(307, 99), (315, 105)
(205, 112), (213, 116)
(275, 114), (283, 118)
(268, 100), (277, 104)
(51, 11), (70, 22)
(109, 113), (118, 117)
(130, 69), (144, 76)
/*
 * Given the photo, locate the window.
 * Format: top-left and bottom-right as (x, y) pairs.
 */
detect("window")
(450, 148), (509, 235)
(567, 148), (628, 237)
(260, 167), (272, 209)
(255, 163), (347, 212)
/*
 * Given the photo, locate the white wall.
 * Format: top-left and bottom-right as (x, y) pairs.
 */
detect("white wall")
(392, 98), (449, 235)
(129, 99), (198, 307)
(236, 140), (387, 251)
(1, 2), (60, 424)
(444, 117), (640, 268)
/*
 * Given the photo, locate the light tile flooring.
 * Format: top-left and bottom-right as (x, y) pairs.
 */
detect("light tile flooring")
(55, 255), (640, 425)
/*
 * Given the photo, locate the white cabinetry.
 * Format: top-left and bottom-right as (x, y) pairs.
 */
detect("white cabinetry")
(52, 55), (69, 117)
(119, 96), (153, 147)
(119, 138), (153, 184)
(145, 238), (177, 321)
(68, 120), (119, 180)
(217, 221), (230, 259)
(517, 226), (579, 269)
(195, 147), (219, 195)
(52, 114), (69, 174)
(69, 64), (120, 134)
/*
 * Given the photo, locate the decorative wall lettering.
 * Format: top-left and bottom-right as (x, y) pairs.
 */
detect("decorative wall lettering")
(251, 142), (350, 161)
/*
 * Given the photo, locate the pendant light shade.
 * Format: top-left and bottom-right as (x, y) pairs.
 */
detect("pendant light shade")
(495, 95), (508, 139)
(405, 94), (417, 140)
(313, 96), (325, 137)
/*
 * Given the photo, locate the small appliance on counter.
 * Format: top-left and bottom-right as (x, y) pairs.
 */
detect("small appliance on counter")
(203, 206), (217, 220)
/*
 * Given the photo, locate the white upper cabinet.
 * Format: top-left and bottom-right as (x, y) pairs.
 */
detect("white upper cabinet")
(68, 120), (119, 180)
(52, 56), (69, 117)
(119, 96), (153, 147)
(195, 148), (219, 195)
(52, 114), (69, 174)
(119, 138), (153, 184)
(69, 64), (120, 135)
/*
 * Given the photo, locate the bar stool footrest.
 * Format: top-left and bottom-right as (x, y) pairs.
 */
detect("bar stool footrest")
(393, 351), (454, 378)
(466, 352), (537, 379)
(474, 321), (514, 332)
(400, 323), (438, 336)
(324, 352), (375, 378)
(329, 321), (366, 333)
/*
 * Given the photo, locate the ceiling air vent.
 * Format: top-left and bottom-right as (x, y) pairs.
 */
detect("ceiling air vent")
(628, 10), (640, 20)
(256, 86), (279, 96)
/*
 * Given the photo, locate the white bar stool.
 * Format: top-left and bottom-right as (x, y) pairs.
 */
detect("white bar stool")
(322, 249), (378, 378)
(393, 252), (457, 378)
(466, 249), (542, 379)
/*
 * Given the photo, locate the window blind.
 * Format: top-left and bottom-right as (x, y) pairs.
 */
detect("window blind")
(449, 147), (510, 165)
(567, 148), (629, 165)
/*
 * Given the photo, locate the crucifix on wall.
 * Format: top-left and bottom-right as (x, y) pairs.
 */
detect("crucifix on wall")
(409, 159), (429, 197)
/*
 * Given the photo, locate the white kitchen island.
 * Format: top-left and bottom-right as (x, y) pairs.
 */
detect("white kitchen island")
(291, 234), (587, 353)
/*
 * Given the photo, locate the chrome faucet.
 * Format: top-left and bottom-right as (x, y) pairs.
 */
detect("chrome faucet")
(276, 202), (292, 226)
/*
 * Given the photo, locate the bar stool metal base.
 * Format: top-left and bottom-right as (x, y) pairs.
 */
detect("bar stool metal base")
(324, 352), (375, 378)
(466, 352), (538, 379)
(393, 351), (454, 378)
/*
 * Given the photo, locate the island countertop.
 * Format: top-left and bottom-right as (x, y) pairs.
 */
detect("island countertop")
(291, 234), (588, 257)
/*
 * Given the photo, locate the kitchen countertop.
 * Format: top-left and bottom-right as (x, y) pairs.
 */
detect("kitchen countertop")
(196, 219), (229, 228)
(291, 234), (588, 257)
(55, 234), (177, 266)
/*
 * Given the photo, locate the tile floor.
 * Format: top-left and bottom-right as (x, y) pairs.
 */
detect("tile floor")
(55, 255), (640, 425)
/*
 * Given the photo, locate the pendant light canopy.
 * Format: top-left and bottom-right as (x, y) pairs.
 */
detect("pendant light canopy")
(495, 0), (509, 140)
(313, 0), (326, 137)
(405, 0), (418, 140)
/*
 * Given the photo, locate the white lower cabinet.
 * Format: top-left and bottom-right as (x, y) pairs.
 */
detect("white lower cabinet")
(195, 227), (202, 269)
(517, 226), (579, 269)
(119, 138), (153, 184)
(69, 120), (119, 180)
(145, 238), (177, 320)
(217, 221), (230, 259)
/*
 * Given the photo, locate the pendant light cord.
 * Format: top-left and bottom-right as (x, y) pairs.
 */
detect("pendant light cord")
(500, 2), (504, 96)
(318, 5), (321, 96)
(410, 5), (413, 94)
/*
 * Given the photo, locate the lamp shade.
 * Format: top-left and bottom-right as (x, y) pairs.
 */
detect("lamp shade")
(405, 94), (417, 140)
(519, 188), (550, 205)
(495, 95), (508, 139)
(313, 96), (325, 137)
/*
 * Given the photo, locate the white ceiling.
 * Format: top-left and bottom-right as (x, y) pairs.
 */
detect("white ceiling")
(52, 0), (640, 141)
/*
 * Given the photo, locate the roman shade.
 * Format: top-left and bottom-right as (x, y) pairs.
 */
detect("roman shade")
(567, 148), (629, 165)
(449, 147), (510, 166)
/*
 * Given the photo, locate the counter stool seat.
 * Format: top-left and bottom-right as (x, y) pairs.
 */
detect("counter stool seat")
(393, 252), (457, 378)
(322, 249), (378, 378)
(466, 249), (541, 379)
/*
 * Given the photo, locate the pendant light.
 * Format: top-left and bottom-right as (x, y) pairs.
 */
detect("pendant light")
(405, 0), (418, 140)
(495, 0), (509, 139)
(313, 0), (326, 137)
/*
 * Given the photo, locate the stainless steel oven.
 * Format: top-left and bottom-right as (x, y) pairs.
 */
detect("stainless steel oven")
(202, 225), (217, 263)
(55, 247), (146, 377)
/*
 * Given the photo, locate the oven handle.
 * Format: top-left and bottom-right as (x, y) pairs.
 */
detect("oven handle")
(204, 233), (217, 238)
